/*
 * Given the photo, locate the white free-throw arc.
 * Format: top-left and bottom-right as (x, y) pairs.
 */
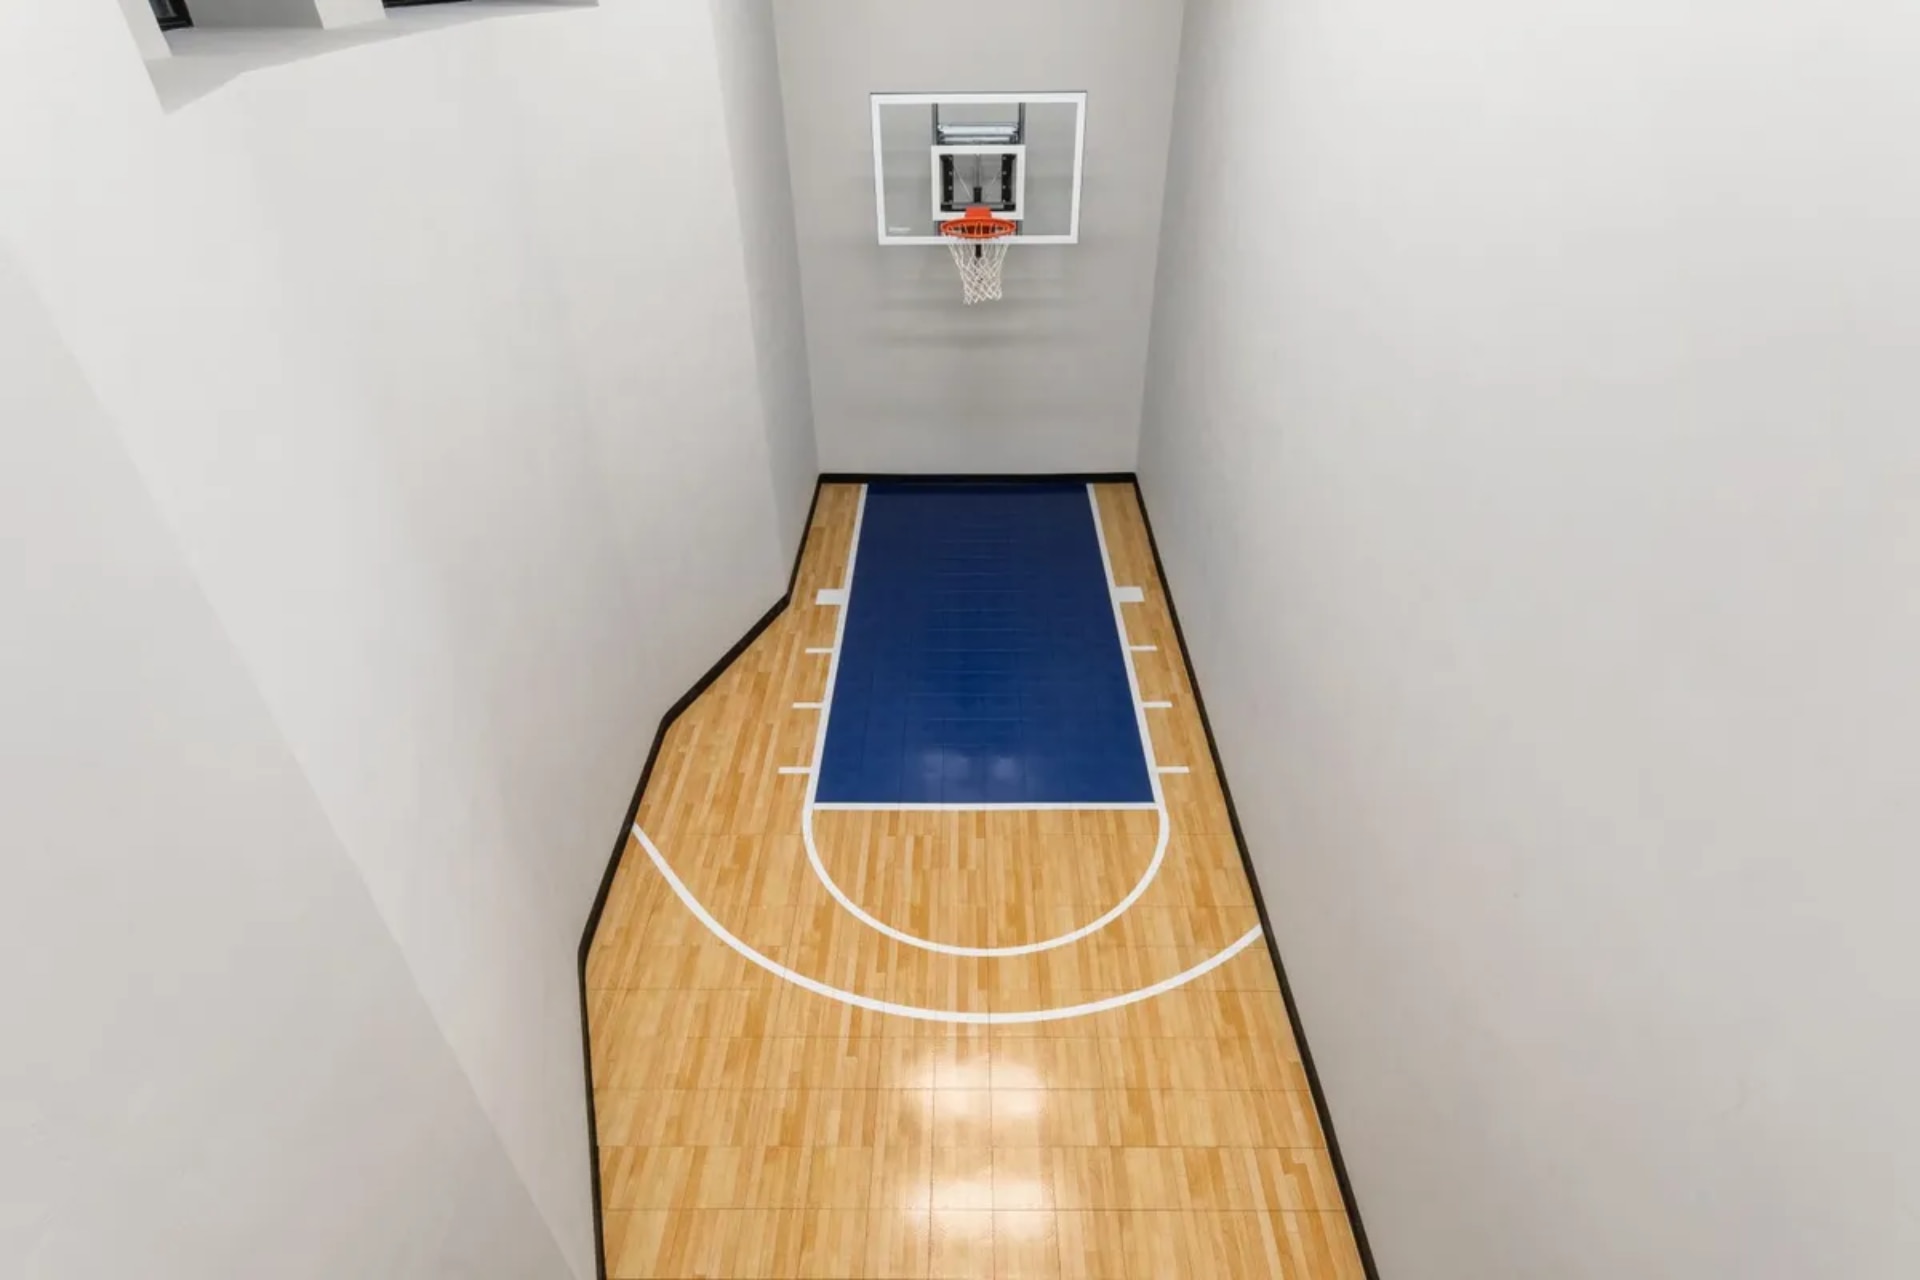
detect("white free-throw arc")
(796, 485), (1174, 958)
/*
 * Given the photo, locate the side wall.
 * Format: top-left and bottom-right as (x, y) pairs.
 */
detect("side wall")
(773, 0), (1185, 474)
(0, 243), (567, 1279)
(1139, 3), (1920, 1277)
(711, 0), (820, 563)
(0, 3), (794, 1275)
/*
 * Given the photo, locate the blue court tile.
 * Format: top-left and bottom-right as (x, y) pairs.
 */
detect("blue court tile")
(814, 483), (1153, 806)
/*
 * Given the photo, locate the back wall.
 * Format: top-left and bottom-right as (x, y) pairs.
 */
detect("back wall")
(773, 0), (1185, 474)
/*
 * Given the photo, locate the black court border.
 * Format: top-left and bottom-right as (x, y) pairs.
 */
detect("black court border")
(576, 473), (1380, 1280)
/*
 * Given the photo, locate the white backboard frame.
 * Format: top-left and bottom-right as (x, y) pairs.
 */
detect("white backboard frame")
(872, 91), (1088, 246)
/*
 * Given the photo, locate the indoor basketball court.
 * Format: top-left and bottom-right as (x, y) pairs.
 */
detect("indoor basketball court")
(586, 484), (1365, 1278)
(13, 2), (1907, 1280)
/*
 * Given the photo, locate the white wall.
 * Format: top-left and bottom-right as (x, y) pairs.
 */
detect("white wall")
(0, 243), (567, 1278)
(711, 0), (819, 563)
(773, 0), (1185, 474)
(0, 3), (794, 1276)
(1140, 2), (1920, 1277)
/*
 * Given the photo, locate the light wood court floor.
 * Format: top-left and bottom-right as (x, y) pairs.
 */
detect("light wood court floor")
(585, 484), (1365, 1279)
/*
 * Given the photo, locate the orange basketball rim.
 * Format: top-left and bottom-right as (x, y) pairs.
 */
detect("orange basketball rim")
(939, 205), (1017, 305)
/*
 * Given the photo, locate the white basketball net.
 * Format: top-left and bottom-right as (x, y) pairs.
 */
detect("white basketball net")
(944, 236), (1011, 305)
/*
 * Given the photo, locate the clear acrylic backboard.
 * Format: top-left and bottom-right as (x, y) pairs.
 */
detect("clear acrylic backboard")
(871, 92), (1087, 245)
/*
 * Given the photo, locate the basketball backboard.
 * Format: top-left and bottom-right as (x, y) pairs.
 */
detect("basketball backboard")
(871, 91), (1087, 245)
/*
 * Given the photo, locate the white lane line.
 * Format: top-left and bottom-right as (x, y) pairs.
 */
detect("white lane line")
(1157, 766), (1191, 775)
(636, 822), (1264, 1024)
(1142, 701), (1173, 710)
(778, 766), (812, 776)
(812, 801), (1159, 813)
(815, 588), (848, 607)
(1113, 586), (1146, 604)
(805, 648), (834, 656)
(1090, 486), (1169, 813)
(793, 702), (824, 711)
(803, 487), (867, 816)
(1131, 644), (1158, 653)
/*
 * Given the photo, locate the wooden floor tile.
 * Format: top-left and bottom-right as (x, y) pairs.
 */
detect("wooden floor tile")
(868, 1207), (933, 1279)
(993, 1210), (1062, 1279)
(929, 1209), (995, 1279)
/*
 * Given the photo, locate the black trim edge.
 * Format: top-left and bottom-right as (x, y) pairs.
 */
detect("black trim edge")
(575, 473), (1377, 1279)
(819, 471), (1138, 486)
(1128, 476), (1382, 1278)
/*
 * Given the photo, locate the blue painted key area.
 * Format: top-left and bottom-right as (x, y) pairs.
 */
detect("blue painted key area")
(816, 483), (1153, 805)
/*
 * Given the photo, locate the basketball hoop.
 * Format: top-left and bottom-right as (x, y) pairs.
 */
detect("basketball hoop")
(939, 205), (1017, 305)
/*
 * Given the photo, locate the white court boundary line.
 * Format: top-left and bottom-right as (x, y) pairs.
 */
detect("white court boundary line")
(632, 822), (1263, 1024)
(793, 483), (1175, 958)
